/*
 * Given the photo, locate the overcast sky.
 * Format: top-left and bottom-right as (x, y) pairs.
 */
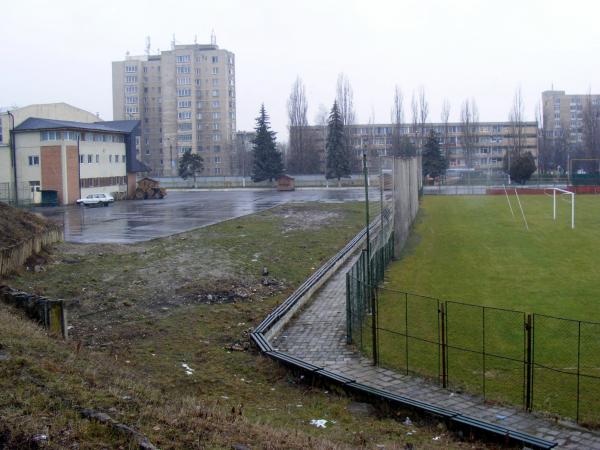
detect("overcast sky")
(3, 0), (600, 141)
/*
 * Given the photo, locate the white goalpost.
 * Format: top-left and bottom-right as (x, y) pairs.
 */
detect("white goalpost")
(547, 188), (575, 229)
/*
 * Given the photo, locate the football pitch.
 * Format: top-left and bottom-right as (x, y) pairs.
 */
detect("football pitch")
(385, 194), (600, 320)
(373, 194), (600, 424)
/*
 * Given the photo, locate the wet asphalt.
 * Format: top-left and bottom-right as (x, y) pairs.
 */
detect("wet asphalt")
(34, 188), (375, 244)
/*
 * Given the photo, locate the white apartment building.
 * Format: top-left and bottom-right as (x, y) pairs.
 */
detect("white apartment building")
(112, 38), (236, 176)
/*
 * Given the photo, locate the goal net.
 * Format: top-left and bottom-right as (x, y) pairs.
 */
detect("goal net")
(545, 188), (575, 229)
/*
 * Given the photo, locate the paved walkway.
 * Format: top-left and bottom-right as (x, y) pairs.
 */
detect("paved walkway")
(271, 255), (600, 449)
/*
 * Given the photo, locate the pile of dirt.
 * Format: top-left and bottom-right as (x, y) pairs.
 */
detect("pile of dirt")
(0, 202), (58, 249)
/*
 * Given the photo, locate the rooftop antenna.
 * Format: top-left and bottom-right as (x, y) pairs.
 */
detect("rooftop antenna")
(194, 34), (197, 44)
(171, 33), (176, 50)
(145, 36), (151, 55)
(211, 29), (216, 46)
(125, 50), (130, 58)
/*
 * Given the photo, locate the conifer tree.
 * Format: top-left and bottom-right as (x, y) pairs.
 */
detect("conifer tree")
(422, 130), (448, 179)
(325, 101), (350, 183)
(178, 149), (204, 188)
(251, 104), (284, 182)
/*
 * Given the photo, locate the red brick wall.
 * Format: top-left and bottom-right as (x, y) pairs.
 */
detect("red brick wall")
(127, 172), (137, 198)
(40, 146), (63, 204)
(66, 146), (80, 204)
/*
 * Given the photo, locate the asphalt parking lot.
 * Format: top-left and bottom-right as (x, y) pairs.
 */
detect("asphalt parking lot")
(34, 188), (375, 244)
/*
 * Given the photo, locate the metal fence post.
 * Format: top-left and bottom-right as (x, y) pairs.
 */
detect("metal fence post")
(525, 314), (533, 412)
(577, 320), (581, 422)
(440, 302), (447, 388)
(346, 272), (352, 345)
(373, 286), (379, 366)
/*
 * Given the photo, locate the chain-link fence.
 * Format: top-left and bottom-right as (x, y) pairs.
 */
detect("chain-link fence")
(347, 279), (600, 426)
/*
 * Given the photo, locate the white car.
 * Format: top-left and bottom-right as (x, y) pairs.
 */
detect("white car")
(76, 193), (115, 207)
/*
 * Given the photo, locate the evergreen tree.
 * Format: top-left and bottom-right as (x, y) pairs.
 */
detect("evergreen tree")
(178, 149), (204, 188)
(422, 130), (448, 179)
(325, 101), (350, 182)
(509, 151), (537, 184)
(251, 104), (284, 182)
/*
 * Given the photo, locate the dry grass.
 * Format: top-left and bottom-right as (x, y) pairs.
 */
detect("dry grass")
(1, 202), (482, 449)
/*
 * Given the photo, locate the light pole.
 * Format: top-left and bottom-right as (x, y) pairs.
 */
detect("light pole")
(7, 111), (17, 204)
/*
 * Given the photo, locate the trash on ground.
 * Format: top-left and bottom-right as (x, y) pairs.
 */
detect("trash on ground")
(403, 417), (412, 426)
(495, 414), (507, 420)
(310, 419), (329, 428)
(181, 363), (194, 375)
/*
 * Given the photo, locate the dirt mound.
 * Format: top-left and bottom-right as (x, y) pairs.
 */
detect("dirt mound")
(0, 202), (58, 249)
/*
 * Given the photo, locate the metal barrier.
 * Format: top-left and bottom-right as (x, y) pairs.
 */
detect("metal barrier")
(348, 277), (600, 426)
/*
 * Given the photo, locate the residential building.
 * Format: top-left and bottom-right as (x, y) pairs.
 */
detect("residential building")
(112, 39), (236, 177)
(295, 122), (538, 173)
(540, 90), (600, 172)
(541, 90), (600, 144)
(1, 118), (146, 205)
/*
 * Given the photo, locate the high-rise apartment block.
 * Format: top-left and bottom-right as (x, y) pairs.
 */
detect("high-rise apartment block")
(541, 90), (600, 145)
(113, 40), (236, 176)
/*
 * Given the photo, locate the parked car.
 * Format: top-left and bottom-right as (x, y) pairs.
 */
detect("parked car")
(76, 193), (115, 207)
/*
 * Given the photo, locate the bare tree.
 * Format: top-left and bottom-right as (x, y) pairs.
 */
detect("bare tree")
(582, 92), (600, 164)
(336, 73), (357, 171)
(508, 87), (526, 158)
(287, 76), (311, 174)
(411, 91), (418, 135)
(440, 99), (451, 163)
(460, 98), (479, 169)
(418, 86), (429, 149)
(336, 73), (356, 126)
(314, 103), (329, 127)
(391, 85), (404, 156)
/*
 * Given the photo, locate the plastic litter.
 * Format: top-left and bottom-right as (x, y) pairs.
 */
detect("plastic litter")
(403, 417), (412, 426)
(310, 419), (328, 428)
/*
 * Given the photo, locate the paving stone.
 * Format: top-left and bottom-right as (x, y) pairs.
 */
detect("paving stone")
(270, 253), (600, 449)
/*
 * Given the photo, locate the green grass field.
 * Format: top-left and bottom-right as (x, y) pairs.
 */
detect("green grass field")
(374, 194), (600, 425)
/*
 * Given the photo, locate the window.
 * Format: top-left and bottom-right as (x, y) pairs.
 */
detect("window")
(125, 65), (137, 73)
(178, 134), (192, 142)
(213, 145), (221, 152)
(29, 181), (40, 192)
(212, 100), (220, 108)
(126, 96), (138, 104)
(177, 88), (192, 97)
(87, 154), (93, 163)
(178, 111), (192, 120)
(212, 78), (219, 86)
(176, 66), (191, 74)
(212, 112), (220, 120)
(212, 89), (219, 97)
(214, 156), (221, 163)
(40, 130), (62, 141)
(212, 56), (219, 63)
(214, 167), (221, 174)
(125, 106), (139, 114)
(63, 131), (80, 141)
(125, 86), (137, 94)
(178, 122), (192, 131)
(28, 155), (39, 166)
(177, 77), (191, 85)
(80, 155), (85, 163)
(96, 154), (100, 163)
(178, 100), (192, 108)
(213, 123), (220, 130)
(115, 155), (119, 163)
(212, 67), (219, 75)
(212, 133), (221, 142)
(176, 55), (191, 63)
(177, 146), (192, 153)
(195, 68), (201, 75)
(195, 79), (201, 86)
(197, 112), (203, 120)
